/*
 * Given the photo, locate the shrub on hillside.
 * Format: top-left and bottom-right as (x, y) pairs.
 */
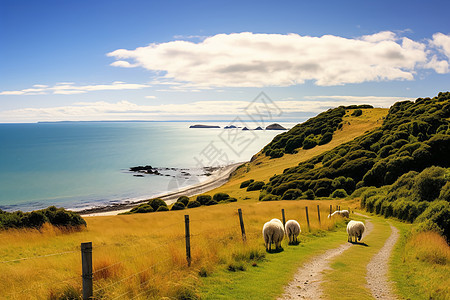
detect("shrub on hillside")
(412, 166), (447, 201)
(415, 200), (449, 240)
(260, 194), (280, 201)
(205, 200), (218, 206)
(351, 109), (362, 116)
(187, 201), (201, 208)
(22, 211), (47, 228)
(149, 198), (167, 211)
(196, 195), (212, 205)
(176, 196), (189, 206)
(171, 202), (185, 211)
(0, 206), (86, 230)
(304, 189), (315, 200)
(267, 149), (284, 158)
(282, 189), (302, 200)
(213, 192), (230, 201)
(246, 181), (265, 191)
(240, 179), (254, 188)
(331, 189), (348, 198)
(318, 132), (333, 145)
(156, 206), (169, 212)
(130, 204), (154, 214)
(302, 138), (317, 150)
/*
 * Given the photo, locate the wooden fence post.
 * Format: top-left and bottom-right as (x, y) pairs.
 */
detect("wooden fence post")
(81, 242), (93, 300)
(281, 209), (286, 227)
(330, 204), (332, 216)
(184, 215), (191, 267)
(305, 207), (310, 231)
(317, 205), (321, 225)
(238, 208), (246, 242)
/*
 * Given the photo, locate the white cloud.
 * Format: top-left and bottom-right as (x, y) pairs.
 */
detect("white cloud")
(361, 31), (397, 42)
(0, 81), (150, 96)
(107, 31), (446, 88)
(425, 55), (449, 74)
(431, 33), (450, 59)
(110, 61), (137, 68)
(0, 96), (406, 122)
(145, 95), (156, 99)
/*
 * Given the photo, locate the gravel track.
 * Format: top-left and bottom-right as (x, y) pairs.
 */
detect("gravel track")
(366, 223), (400, 299)
(278, 218), (373, 299)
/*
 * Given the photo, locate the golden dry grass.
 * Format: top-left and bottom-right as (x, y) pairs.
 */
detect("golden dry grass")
(405, 231), (450, 265)
(391, 224), (450, 300)
(0, 200), (345, 299)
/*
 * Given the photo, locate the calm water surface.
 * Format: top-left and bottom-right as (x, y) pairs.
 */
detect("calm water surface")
(0, 122), (291, 211)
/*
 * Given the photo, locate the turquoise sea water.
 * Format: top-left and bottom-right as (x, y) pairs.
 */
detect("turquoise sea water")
(0, 122), (290, 211)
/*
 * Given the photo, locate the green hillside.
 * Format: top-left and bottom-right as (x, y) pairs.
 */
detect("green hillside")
(259, 92), (450, 238)
(263, 104), (373, 158)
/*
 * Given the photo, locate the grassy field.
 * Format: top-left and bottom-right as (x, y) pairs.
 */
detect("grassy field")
(321, 213), (392, 299)
(390, 222), (450, 300)
(0, 199), (348, 299)
(199, 221), (348, 300)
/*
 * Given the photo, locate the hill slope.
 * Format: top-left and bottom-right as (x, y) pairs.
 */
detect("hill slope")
(259, 92), (450, 238)
(210, 107), (388, 199)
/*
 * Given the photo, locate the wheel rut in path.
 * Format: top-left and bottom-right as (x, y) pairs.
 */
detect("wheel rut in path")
(278, 218), (374, 299)
(366, 223), (400, 299)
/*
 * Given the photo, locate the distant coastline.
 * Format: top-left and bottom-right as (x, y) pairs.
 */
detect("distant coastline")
(78, 162), (242, 216)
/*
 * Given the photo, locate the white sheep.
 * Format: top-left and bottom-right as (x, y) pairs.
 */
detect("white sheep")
(346, 220), (366, 243)
(262, 219), (285, 251)
(339, 210), (350, 218)
(328, 210), (350, 218)
(270, 218), (284, 226)
(285, 220), (301, 244)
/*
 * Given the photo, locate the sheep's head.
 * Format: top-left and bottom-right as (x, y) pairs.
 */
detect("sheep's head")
(357, 233), (362, 241)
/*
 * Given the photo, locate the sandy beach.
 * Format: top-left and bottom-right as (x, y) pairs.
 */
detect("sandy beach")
(79, 162), (243, 217)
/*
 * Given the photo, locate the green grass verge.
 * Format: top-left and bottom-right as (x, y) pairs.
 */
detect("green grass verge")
(199, 224), (348, 300)
(390, 221), (450, 300)
(321, 213), (392, 299)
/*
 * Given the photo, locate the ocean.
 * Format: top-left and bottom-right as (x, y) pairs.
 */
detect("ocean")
(0, 122), (292, 212)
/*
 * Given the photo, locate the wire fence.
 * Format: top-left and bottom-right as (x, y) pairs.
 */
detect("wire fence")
(0, 249), (78, 264)
(3, 203), (344, 299)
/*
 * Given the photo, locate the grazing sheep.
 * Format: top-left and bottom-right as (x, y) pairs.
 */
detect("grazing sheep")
(328, 210), (350, 218)
(270, 218), (284, 226)
(346, 220), (366, 243)
(285, 220), (301, 244)
(262, 219), (285, 251)
(339, 210), (350, 218)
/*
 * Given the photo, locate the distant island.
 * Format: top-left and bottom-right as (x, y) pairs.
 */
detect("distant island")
(266, 123), (287, 130)
(189, 123), (287, 130)
(189, 124), (221, 128)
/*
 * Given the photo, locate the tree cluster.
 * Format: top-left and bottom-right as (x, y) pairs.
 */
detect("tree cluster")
(256, 92), (450, 238)
(0, 206), (86, 230)
(262, 105), (372, 158)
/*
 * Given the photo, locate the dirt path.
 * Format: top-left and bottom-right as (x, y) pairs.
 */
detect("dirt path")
(366, 223), (400, 299)
(278, 219), (374, 299)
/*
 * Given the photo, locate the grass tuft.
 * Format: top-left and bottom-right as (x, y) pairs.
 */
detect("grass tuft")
(405, 231), (449, 265)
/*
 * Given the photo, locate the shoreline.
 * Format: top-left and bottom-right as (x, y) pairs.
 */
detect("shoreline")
(78, 162), (243, 217)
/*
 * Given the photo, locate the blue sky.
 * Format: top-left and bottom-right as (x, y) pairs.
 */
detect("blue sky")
(0, 0), (449, 122)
